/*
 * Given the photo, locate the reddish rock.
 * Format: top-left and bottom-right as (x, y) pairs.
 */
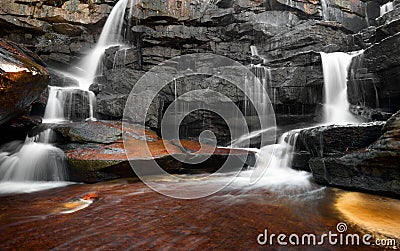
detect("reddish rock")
(0, 39), (49, 125)
(59, 121), (255, 183)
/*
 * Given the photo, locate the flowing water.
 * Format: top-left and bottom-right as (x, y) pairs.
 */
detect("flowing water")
(0, 0), (135, 194)
(0, 179), (398, 250)
(320, 52), (360, 124)
(1, 1), (399, 248)
(78, 0), (132, 89)
(380, 1), (394, 16)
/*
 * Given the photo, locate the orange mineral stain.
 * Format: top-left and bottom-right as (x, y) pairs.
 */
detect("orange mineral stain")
(335, 191), (400, 239)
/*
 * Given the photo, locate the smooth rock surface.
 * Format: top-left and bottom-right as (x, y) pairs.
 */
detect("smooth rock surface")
(308, 111), (400, 197)
(0, 39), (49, 125)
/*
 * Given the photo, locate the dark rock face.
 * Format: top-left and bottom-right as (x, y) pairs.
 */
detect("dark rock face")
(306, 111), (400, 197)
(0, 39), (49, 125)
(348, 3), (400, 114)
(0, 0), (375, 130)
(298, 122), (385, 156)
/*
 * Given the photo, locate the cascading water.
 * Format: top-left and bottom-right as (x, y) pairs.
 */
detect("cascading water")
(320, 52), (360, 124)
(380, 1), (393, 16)
(320, 0), (330, 20)
(79, 0), (132, 89)
(0, 0), (135, 194)
(230, 130), (314, 193)
(226, 46), (314, 192)
(0, 137), (70, 195)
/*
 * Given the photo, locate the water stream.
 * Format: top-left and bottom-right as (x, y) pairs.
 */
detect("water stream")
(380, 1), (394, 16)
(0, 0), (136, 195)
(320, 52), (360, 124)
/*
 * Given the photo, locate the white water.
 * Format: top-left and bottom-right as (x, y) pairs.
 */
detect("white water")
(0, 0), (134, 194)
(321, 0), (330, 20)
(78, 0), (131, 90)
(0, 142), (71, 195)
(43, 86), (97, 123)
(250, 45), (259, 57)
(42, 0), (133, 124)
(380, 2), (393, 16)
(245, 130), (313, 190)
(320, 52), (360, 124)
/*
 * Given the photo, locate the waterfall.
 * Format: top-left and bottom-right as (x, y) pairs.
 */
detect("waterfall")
(78, 0), (132, 90)
(41, 0), (134, 124)
(43, 86), (96, 123)
(0, 0), (135, 195)
(380, 2), (393, 16)
(320, 52), (360, 124)
(0, 143), (68, 182)
(0, 138), (70, 195)
(320, 0), (330, 20)
(250, 45), (259, 57)
(233, 130), (313, 192)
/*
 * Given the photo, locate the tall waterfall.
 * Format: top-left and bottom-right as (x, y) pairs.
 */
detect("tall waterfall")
(43, 0), (133, 124)
(79, 0), (132, 90)
(320, 52), (359, 124)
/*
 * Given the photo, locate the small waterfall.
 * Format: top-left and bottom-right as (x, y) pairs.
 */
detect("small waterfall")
(255, 130), (300, 174)
(234, 130), (313, 193)
(43, 86), (96, 123)
(0, 138), (70, 194)
(79, 0), (132, 90)
(380, 2), (393, 16)
(321, 0), (330, 20)
(320, 52), (360, 124)
(250, 45), (259, 57)
(0, 143), (67, 182)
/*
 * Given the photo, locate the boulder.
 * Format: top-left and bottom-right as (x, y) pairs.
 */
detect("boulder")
(298, 122), (386, 156)
(42, 121), (256, 183)
(0, 39), (49, 125)
(308, 111), (400, 197)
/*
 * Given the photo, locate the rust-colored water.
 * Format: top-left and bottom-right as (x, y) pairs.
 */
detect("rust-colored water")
(0, 179), (397, 250)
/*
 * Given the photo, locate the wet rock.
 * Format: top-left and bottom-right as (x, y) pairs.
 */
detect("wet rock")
(349, 105), (393, 121)
(52, 23), (86, 36)
(298, 122), (385, 156)
(0, 116), (42, 145)
(49, 69), (79, 87)
(349, 32), (400, 113)
(55, 121), (123, 144)
(0, 39), (49, 125)
(308, 111), (400, 197)
(57, 121), (255, 183)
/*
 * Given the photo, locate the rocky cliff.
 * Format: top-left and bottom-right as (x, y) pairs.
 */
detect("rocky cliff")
(1, 0), (389, 131)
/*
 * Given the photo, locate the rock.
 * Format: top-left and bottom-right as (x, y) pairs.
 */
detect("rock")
(308, 111), (400, 197)
(298, 122), (385, 156)
(0, 116), (42, 145)
(48, 121), (255, 183)
(348, 32), (400, 113)
(349, 105), (393, 121)
(0, 0), (112, 26)
(96, 93), (128, 119)
(0, 39), (49, 125)
(321, 0), (368, 32)
(52, 23), (86, 36)
(309, 150), (400, 197)
(54, 121), (123, 144)
(49, 69), (79, 87)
